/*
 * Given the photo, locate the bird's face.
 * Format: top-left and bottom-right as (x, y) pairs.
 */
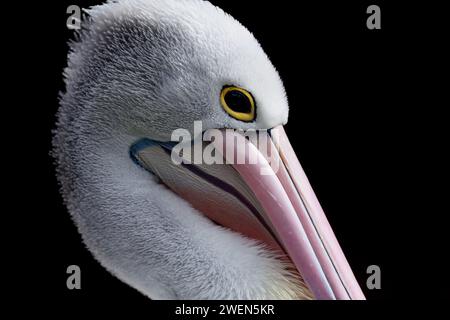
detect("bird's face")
(68, 0), (364, 299)
(79, 0), (288, 141)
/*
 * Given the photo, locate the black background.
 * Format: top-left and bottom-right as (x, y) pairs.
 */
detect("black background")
(11, 0), (448, 313)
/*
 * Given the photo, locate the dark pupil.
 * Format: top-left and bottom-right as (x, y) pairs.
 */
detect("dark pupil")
(224, 90), (251, 114)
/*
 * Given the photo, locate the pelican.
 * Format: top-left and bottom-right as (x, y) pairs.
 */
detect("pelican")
(54, 0), (365, 300)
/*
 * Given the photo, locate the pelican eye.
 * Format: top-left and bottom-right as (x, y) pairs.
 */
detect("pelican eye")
(220, 86), (255, 122)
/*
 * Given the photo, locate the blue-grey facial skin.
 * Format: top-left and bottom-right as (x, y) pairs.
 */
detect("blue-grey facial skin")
(53, 0), (306, 300)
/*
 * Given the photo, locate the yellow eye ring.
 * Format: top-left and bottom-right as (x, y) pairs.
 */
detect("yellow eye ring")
(220, 86), (256, 122)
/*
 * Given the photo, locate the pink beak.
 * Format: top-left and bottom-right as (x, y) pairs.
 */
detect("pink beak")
(211, 126), (365, 300)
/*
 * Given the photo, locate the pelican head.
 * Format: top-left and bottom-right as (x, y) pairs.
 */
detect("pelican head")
(54, 0), (364, 300)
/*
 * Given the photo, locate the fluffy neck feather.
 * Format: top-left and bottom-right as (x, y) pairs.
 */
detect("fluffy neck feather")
(54, 108), (311, 299)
